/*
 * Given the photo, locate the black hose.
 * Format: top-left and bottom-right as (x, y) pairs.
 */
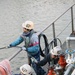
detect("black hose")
(38, 33), (49, 57)
(38, 33), (62, 57)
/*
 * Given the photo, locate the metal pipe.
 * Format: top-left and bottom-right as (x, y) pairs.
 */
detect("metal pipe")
(64, 64), (74, 75)
(8, 49), (22, 61)
(52, 23), (57, 46)
(71, 7), (74, 33)
(52, 23), (56, 39)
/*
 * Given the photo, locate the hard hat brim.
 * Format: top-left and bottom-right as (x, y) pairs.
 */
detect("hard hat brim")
(20, 66), (26, 74)
(20, 64), (33, 75)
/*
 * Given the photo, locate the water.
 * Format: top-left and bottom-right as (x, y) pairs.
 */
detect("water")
(0, 0), (75, 74)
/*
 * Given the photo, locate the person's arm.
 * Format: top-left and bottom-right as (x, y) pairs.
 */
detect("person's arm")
(9, 36), (23, 47)
(36, 54), (51, 66)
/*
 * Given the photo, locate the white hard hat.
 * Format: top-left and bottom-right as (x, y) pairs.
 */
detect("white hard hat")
(50, 46), (62, 55)
(20, 64), (33, 75)
(22, 21), (34, 30)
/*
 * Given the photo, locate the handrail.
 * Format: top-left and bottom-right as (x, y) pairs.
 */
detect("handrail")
(39, 4), (75, 35)
(4, 4), (75, 62)
(38, 3), (75, 47)
(52, 4), (75, 23)
(8, 49), (22, 61)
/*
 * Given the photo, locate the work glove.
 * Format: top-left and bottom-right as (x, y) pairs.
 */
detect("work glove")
(21, 46), (26, 51)
(31, 57), (38, 63)
(7, 45), (11, 48)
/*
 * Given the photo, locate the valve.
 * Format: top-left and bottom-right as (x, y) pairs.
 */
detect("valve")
(47, 67), (56, 75)
(58, 55), (67, 68)
(66, 54), (74, 65)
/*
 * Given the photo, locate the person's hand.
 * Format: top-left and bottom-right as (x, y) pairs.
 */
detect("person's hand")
(21, 47), (26, 51)
(31, 57), (38, 63)
(7, 45), (11, 48)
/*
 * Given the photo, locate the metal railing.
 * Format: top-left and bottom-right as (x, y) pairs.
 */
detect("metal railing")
(39, 4), (75, 46)
(7, 4), (75, 63)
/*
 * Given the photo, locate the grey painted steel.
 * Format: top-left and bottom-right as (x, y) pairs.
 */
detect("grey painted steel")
(64, 64), (75, 75)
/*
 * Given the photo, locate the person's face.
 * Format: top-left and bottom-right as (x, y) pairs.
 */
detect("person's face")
(51, 54), (59, 59)
(23, 28), (29, 33)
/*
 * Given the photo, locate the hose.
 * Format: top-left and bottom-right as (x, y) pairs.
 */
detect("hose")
(38, 33), (62, 57)
(38, 33), (49, 57)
